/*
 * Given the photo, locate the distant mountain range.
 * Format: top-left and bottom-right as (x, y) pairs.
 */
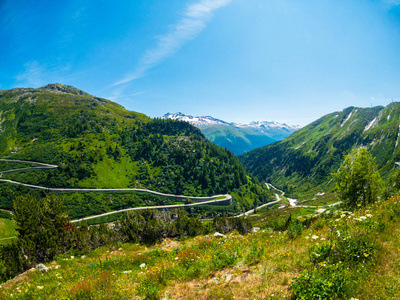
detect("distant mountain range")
(161, 112), (301, 155)
(239, 103), (400, 199)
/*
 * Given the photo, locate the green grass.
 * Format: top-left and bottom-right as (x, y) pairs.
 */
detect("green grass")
(0, 218), (17, 245)
(2, 197), (399, 299)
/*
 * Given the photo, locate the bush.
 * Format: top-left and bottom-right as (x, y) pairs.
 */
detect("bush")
(212, 217), (252, 234)
(287, 222), (303, 239)
(291, 266), (348, 299)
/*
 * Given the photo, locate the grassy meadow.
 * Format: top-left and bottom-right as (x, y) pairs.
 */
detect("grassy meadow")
(0, 218), (16, 245)
(0, 196), (399, 299)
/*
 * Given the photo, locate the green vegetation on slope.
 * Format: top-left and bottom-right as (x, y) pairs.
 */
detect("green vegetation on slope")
(0, 218), (16, 244)
(0, 84), (272, 218)
(1, 195), (399, 299)
(240, 104), (400, 199)
(201, 125), (276, 155)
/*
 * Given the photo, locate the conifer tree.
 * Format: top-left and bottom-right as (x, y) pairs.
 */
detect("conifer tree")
(332, 148), (382, 208)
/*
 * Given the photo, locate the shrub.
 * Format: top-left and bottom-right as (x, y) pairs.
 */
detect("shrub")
(291, 266), (348, 299)
(287, 222), (303, 239)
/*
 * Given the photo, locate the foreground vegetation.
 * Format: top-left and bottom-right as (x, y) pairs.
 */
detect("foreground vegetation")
(0, 195), (399, 299)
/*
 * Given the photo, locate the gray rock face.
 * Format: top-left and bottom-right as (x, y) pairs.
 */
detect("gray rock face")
(36, 264), (48, 272)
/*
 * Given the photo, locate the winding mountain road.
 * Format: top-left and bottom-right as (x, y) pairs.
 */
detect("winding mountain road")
(0, 159), (233, 222)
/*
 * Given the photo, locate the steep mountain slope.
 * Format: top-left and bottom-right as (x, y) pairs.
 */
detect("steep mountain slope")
(162, 113), (299, 155)
(0, 84), (272, 218)
(240, 104), (400, 198)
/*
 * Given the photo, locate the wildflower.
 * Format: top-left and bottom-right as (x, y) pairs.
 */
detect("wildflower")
(311, 235), (319, 239)
(37, 286), (44, 289)
(366, 214), (372, 218)
(337, 230), (340, 236)
(140, 263), (146, 269)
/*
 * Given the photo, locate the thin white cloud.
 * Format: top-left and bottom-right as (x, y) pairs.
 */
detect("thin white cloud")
(111, 0), (232, 87)
(382, 0), (400, 7)
(15, 61), (48, 87)
(15, 60), (86, 88)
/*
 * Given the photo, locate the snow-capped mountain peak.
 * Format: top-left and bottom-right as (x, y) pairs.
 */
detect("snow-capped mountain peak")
(161, 112), (231, 127)
(161, 112), (301, 131)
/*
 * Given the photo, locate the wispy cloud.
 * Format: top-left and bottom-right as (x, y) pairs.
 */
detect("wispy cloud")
(111, 0), (233, 87)
(107, 87), (145, 102)
(382, 0), (400, 8)
(15, 60), (87, 88)
(15, 61), (49, 87)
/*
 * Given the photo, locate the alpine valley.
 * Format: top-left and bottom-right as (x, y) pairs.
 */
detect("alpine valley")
(161, 112), (300, 155)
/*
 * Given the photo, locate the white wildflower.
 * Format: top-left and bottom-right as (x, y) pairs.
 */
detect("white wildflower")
(37, 286), (44, 289)
(312, 235), (319, 239)
(140, 263), (146, 269)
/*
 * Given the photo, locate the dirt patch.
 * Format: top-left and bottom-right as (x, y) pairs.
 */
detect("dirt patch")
(160, 238), (179, 251)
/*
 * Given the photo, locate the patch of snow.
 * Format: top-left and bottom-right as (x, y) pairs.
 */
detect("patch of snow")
(316, 192), (325, 196)
(288, 198), (297, 207)
(388, 114), (391, 120)
(161, 112), (301, 131)
(364, 117), (377, 132)
(395, 125), (400, 150)
(162, 112), (231, 127)
(341, 112), (352, 127)
(295, 141), (306, 150)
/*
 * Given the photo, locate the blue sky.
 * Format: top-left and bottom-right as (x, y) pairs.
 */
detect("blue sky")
(1, 0), (400, 126)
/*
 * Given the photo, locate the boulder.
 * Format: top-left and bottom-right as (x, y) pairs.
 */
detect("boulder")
(36, 264), (48, 272)
(214, 232), (224, 238)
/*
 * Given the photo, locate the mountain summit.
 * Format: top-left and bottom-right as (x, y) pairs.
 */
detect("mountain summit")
(161, 112), (300, 155)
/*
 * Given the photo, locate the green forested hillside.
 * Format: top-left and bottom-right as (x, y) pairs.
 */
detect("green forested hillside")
(0, 84), (272, 217)
(201, 125), (276, 155)
(240, 103), (400, 198)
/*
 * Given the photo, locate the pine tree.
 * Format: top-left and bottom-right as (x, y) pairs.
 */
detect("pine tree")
(332, 148), (382, 208)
